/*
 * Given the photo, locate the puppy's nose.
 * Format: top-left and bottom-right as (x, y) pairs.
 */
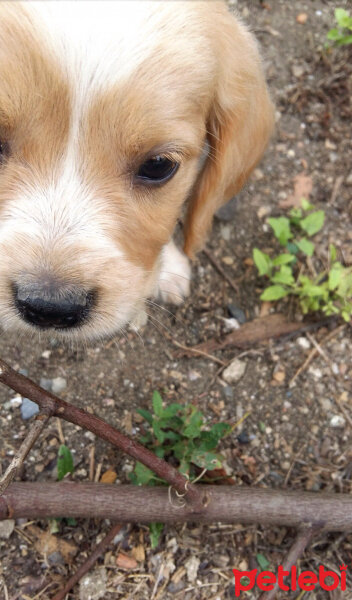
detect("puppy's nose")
(14, 284), (93, 329)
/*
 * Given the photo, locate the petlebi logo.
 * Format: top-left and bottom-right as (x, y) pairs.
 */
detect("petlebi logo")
(232, 564), (348, 596)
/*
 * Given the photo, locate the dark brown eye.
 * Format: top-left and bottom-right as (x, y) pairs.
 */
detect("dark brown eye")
(136, 155), (178, 184)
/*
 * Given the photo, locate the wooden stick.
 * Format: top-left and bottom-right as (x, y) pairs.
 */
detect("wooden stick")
(0, 359), (205, 510)
(259, 526), (318, 600)
(0, 412), (52, 494)
(52, 522), (123, 600)
(2, 483), (352, 531)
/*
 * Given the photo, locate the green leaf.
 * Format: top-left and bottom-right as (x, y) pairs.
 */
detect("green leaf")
(271, 265), (294, 286)
(57, 445), (74, 481)
(183, 408), (204, 439)
(257, 553), (270, 571)
(327, 28), (341, 41)
(300, 210), (325, 236)
(328, 262), (344, 291)
(336, 34), (352, 45)
(137, 408), (154, 425)
(335, 8), (352, 29)
(152, 391), (163, 417)
(286, 242), (299, 255)
(190, 449), (222, 470)
(133, 462), (157, 485)
(295, 238), (315, 257)
(301, 198), (314, 211)
(208, 422), (232, 440)
(149, 523), (164, 549)
(161, 403), (183, 419)
(253, 248), (272, 276)
(272, 254), (295, 266)
(260, 285), (288, 301)
(329, 243), (337, 262)
(268, 217), (292, 246)
(152, 420), (166, 444)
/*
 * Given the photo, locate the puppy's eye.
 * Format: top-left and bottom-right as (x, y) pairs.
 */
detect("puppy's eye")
(136, 156), (178, 184)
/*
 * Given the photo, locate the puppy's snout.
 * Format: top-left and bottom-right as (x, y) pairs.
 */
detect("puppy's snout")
(14, 283), (94, 330)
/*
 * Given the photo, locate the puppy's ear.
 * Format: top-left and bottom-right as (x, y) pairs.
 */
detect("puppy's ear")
(183, 11), (274, 258)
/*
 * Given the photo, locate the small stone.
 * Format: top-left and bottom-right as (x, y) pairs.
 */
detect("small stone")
(40, 378), (53, 391)
(0, 519), (15, 539)
(309, 367), (323, 379)
(227, 304), (246, 324)
(51, 377), (67, 395)
(213, 554), (230, 568)
(185, 555), (200, 583)
(18, 368), (29, 376)
(79, 568), (107, 600)
(297, 336), (310, 349)
(10, 395), (22, 408)
(237, 431), (250, 444)
(222, 359), (246, 384)
(222, 256), (234, 265)
(188, 370), (201, 382)
(222, 317), (240, 332)
(330, 415), (346, 428)
(48, 551), (64, 565)
(296, 12), (308, 24)
(220, 224), (232, 241)
(21, 398), (39, 420)
(292, 64), (304, 78)
(41, 350), (51, 359)
(319, 398), (332, 412)
(273, 370), (285, 383)
(170, 370), (183, 381)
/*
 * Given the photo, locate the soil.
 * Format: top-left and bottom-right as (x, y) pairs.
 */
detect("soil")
(0, 1), (351, 599)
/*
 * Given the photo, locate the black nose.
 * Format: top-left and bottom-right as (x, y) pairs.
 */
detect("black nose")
(14, 284), (94, 330)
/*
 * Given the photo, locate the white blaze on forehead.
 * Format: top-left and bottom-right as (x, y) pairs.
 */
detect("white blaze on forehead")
(27, 1), (171, 93)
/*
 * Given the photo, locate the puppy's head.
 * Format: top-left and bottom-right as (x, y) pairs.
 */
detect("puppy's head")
(0, 1), (273, 342)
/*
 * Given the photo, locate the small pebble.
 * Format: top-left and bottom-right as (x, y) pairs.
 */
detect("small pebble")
(51, 377), (67, 394)
(0, 519), (15, 539)
(237, 431), (250, 444)
(297, 336), (310, 350)
(185, 555), (200, 583)
(330, 415), (346, 428)
(41, 350), (51, 359)
(222, 359), (246, 384)
(18, 368), (29, 377)
(21, 398), (39, 420)
(227, 304), (246, 324)
(40, 378), (53, 391)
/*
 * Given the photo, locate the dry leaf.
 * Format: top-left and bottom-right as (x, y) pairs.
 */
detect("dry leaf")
(116, 552), (138, 570)
(131, 544), (145, 562)
(100, 470), (117, 484)
(279, 172), (313, 208)
(28, 525), (77, 563)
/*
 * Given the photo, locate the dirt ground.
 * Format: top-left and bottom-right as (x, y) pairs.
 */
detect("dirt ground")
(0, 1), (351, 599)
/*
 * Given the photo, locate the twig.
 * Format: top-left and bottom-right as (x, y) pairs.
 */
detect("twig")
(169, 337), (226, 366)
(0, 358), (205, 510)
(289, 323), (346, 387)
(52, 522), (122, 600)
(329, 175), (344, 206)
(259, 526), (319, 600)
(202, 247), (240, 293)
(0, 412), (52, 494)
(2, 483), (352, 531)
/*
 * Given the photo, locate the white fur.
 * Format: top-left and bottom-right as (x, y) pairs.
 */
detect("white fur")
(157, 239), (191, 305)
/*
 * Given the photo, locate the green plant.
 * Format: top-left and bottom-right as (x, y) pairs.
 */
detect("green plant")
(253, 199), (352, 322)
(327, 8), (352, 46)
(130, 391), (231, 546)
(50, 445), (77, 531)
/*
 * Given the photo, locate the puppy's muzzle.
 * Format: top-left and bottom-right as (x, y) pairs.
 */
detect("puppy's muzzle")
(14, 283), (94, 330)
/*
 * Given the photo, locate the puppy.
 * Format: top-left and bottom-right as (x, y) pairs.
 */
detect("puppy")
(0, 1), (273, 342)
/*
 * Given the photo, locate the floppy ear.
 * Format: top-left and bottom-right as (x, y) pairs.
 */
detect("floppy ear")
(183, 11), (274, 258)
